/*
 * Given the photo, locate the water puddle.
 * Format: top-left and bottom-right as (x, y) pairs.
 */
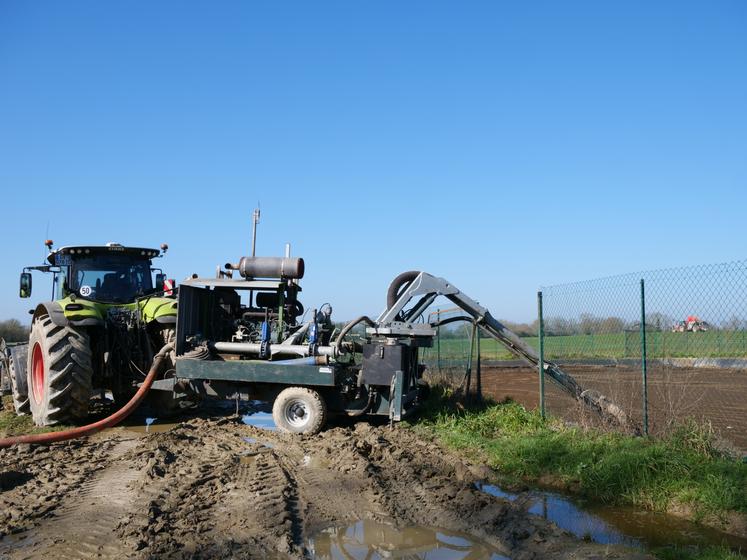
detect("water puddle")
(239, 455), (256, 466)
(302, 455), (329, 469)
(241, 436), (274, 449)
(307, 519), (508, 560)
(475, 482), (747, 551)
(120, 418), (180, 434)
(241, 411), (277, 431)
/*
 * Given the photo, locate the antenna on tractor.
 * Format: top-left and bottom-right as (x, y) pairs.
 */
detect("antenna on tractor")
(43, 220), (51, 262)
(251, 206), (261, 257)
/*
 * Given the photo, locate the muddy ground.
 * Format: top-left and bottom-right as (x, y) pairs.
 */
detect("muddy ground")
(0, 410), (652, 559)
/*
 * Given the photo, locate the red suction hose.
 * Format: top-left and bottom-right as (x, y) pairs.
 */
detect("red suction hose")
(0, 344), (173, 449)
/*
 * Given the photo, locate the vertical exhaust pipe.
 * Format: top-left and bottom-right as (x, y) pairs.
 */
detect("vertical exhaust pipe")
(251, 207), (260, 257)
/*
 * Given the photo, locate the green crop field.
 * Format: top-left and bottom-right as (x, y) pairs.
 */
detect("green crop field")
(421, 330), (747, 364)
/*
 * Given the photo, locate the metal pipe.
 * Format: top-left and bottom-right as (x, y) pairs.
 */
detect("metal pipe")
(281, 321), (310, 345)
(271, 356), (328, 366)
(538, 290), (545, 419)
(640, 278), (649, 436)
(251, 208), (260, 257)
(211, 341), (336, 357)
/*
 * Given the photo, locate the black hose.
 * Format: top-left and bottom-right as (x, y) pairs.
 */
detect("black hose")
(334, 315), (376, 350)
(386, 270), (421, 310)
(346, 389), (376, 417)
(431, 316), (476, 328)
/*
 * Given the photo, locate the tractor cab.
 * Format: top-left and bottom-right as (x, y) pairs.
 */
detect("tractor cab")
(14, 240), (179, 427)
(20, 241), (169, 303)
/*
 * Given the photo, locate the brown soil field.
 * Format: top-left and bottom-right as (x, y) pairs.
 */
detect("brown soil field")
(0, 414), (651, 560)
(479, 364), (747, 453)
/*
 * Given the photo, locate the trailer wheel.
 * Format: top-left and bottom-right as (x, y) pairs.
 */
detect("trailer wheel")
(8, 353), (30, 415)
(272, 387), (326, 435)
(27, 315), (93, 426)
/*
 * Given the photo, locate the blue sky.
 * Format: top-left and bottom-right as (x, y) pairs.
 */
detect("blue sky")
(1, 1), (745, 322)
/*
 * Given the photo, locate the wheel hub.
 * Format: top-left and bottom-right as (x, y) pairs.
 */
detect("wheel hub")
(284, 399), (309, 427)
(31, 343), (44, 404)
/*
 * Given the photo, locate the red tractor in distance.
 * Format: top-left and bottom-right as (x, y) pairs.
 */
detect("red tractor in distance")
(671, 315), (710, 333)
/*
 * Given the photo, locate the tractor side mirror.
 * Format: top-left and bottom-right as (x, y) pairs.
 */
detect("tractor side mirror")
(155, 273), (166, 292)
(20, 272), (32, 298)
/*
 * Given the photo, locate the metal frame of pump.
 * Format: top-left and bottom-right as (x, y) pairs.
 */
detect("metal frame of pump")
(172, 262), (627, 427)
(172, 265), (425, 420)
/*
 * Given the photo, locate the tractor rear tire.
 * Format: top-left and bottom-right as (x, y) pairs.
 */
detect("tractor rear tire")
(272, 387), (327, 435)
(27, 315), (94, 426)
(9, 353), (30, 415)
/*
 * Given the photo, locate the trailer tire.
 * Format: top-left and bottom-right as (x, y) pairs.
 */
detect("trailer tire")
(9, 353), (30, 415)
(27, 315), (93, 426)
(272, 387), (326, 435)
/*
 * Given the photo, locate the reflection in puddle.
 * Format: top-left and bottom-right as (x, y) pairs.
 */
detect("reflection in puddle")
(308, 520), (508, 560)
(302, 455), (329, 469)
(241, 411), (277, 430)
(475, 482), (747, 551)
(242, 436), (274, 449)
(121, 419), (179, 434)
(239, 455), (256, 465)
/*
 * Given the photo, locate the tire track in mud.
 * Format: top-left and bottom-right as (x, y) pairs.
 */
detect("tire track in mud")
(1, 417), (653, 560)
(0, 437), (121, 541)
(1, 437), (142, 559)
(245, 450), (304, 555)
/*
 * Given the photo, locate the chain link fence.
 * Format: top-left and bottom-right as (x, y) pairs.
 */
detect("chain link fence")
(541, 259), (747, 454)
(420, 308), (542, 407)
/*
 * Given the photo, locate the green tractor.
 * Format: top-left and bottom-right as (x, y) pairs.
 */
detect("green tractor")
(12, 241), (178, 426)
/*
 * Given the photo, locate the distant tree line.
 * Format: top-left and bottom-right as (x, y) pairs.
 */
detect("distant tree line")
(0, 319), (29, 342)
(543, 312), (747, 336)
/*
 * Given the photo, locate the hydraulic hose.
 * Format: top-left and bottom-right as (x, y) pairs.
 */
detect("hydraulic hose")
(431, 316), (475, 328)
(334, 316), (376, 351)
(0, 343), (173, 449)
(386, 270), (421, 310)
(346, 389), (376, 417)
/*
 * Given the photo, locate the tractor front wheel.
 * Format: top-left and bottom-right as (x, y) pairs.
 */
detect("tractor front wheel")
(27, 315), (94, 426)
(272, 387), (327, 435)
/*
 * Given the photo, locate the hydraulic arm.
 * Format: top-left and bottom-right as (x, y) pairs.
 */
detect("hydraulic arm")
(373, 272), (629, 428)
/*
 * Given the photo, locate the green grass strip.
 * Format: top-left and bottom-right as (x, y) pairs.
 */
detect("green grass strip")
(414, 388), (747, 517)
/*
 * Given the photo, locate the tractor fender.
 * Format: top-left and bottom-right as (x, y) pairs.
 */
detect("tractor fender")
(32, 302), (68, 326)
(32, 302), (104, 328)
(140, 298), (178, 325)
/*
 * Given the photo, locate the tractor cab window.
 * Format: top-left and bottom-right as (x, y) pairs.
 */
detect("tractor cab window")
(54, 268), (67, 300)
(69, 256), (154, 303)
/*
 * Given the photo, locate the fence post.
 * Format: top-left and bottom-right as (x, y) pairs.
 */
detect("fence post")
(436, 308), (441, 372)
(538, 291), (545, 419)
(476, 326), (482, 402)
(465, 322), (477, 397)
(640, 279), (649, 436)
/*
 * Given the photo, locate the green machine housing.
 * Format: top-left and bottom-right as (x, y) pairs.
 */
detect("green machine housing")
(173, 270), (429, 427)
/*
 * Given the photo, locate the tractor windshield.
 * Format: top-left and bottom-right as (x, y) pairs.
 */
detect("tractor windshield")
(69, 256), (154, 303)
